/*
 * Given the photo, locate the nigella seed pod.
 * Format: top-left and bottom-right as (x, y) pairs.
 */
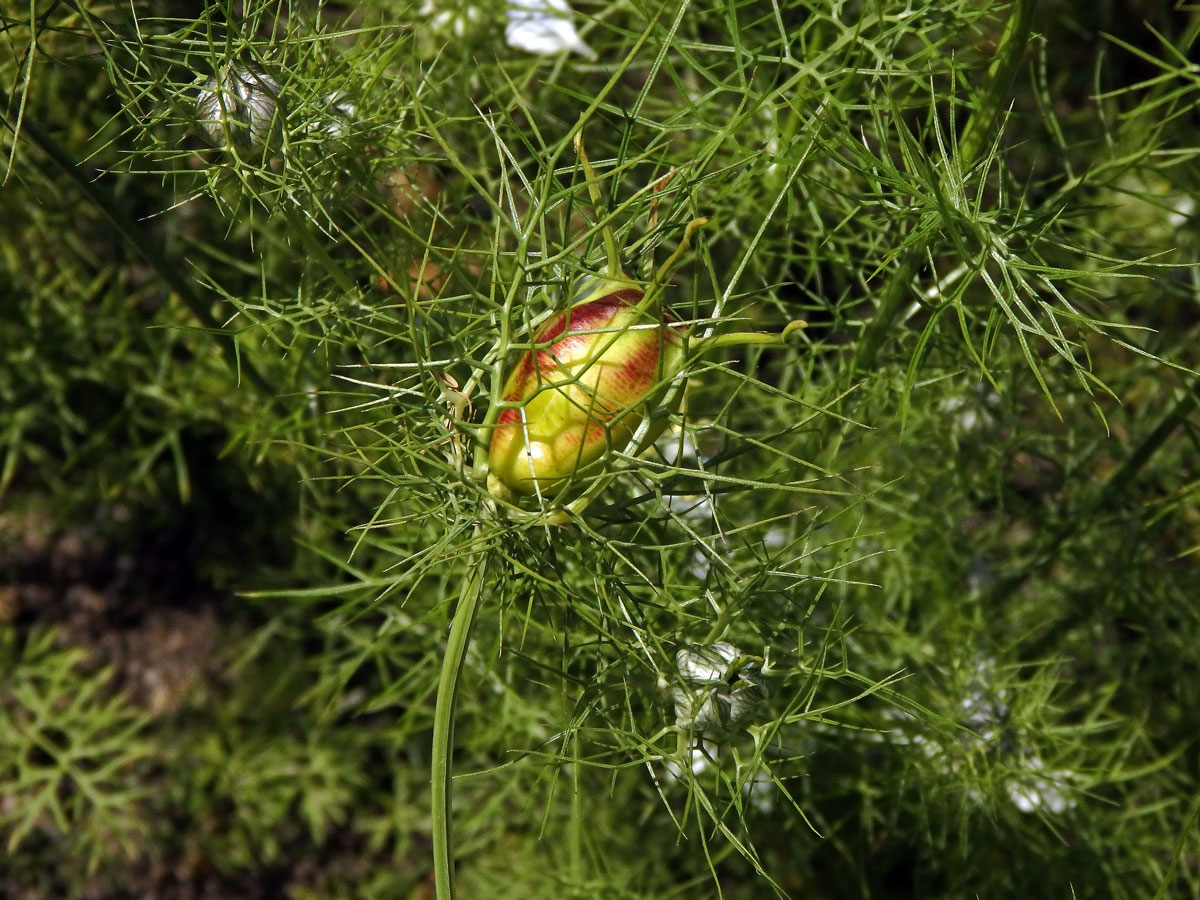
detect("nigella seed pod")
(196, 65), (282, 153)
(487, 278), (684, 498)
(671, 642), (766, 735)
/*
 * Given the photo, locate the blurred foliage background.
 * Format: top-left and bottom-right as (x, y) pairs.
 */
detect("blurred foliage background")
(2, 0), (1199, 897)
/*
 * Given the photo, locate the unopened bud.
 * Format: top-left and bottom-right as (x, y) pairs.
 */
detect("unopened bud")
(671, 642), (766, 735)
(488, 278), (683, 497)
(196, 65), (282, 153)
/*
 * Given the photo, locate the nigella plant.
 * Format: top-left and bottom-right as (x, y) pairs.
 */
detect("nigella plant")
(669, 641), (767, 736)
(890, 657), (1080, 816)
(195, 64), (284, 154)
(13, 0), (1200, 897)
(483, 135), (805, 512)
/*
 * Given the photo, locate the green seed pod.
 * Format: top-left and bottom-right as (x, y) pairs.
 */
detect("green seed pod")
(196, 65), (282, 153)
(487, 277), (684, 498)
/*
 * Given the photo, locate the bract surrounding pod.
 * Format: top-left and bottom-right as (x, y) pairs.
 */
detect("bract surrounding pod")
(487, 278), (684, 498)
(196, 65), (282, 153)
(671, 642), (766, 735)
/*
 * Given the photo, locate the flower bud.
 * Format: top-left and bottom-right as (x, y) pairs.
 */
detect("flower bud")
(196, 65), (282, 153)
(671, 642), (766, 735)
(488, 279), (684, 498)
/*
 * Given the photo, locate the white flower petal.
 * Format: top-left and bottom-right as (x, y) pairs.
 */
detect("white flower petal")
(506, 0), (595, 58)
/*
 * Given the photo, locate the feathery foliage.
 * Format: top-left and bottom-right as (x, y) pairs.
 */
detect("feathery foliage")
(2, 0), (1199, 896)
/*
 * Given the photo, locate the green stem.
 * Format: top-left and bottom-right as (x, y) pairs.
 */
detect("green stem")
(574, 131), (622, 276)
(644, 217), (708, 311)
(957, 0), (1040, 167)
(569, 729), (585, 884)
(1, 88), (271, 394)
(852, 0), (1037, 376)
(431, 541), (488, 900)
(850, 254), (921, 375)
(1090, 377), (1200, 512)
(689, 321), (806, 355)
(702, 601), (739, 644)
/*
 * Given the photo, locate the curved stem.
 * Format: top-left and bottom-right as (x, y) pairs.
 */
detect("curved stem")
(574, 131), (622, 276)
(431, 541), (488, 900)
(688, 320), (806, 356)
(644, 216), (709, 310)
(702, 602), (738, 645)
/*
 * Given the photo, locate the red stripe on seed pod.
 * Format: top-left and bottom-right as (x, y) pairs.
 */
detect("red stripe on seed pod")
(533, 290), (648, 345)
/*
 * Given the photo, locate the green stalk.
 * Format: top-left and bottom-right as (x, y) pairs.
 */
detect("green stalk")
(431, 541), (488, 900)
(569, 729), (585, 885)
(957, 0), (1039, 167)
(574, 132), (622, 277)
(702, 600), (739, 645)
(852, 0), (1037, 375)
(850, 254), (921, 375)
(1090, 378), (1200, 511)
(688, 320), (807, 356)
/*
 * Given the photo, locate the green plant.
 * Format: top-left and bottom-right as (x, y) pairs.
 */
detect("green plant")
(2, 0), (1200, 897)
(0, 629), (150, 874)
